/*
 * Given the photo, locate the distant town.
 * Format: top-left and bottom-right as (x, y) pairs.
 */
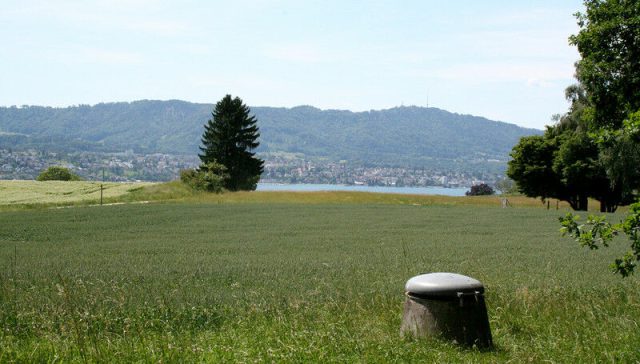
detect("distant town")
(0, 149), (502, 187)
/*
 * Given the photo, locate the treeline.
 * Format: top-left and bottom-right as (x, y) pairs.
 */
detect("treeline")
(508, 0), (640, 213)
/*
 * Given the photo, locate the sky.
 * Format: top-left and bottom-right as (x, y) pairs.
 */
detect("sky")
(0, 0), (584, 129)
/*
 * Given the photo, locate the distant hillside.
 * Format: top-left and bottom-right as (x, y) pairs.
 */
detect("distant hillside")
(0, 100), (541, 168)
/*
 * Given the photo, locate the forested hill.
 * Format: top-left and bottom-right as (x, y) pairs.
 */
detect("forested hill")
(0, 100), (541, 167)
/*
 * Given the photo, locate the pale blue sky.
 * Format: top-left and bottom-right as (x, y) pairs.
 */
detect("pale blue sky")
(1, 0), (584, 129)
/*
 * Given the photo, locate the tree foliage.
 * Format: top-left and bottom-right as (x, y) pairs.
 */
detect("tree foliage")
(510, 1), (640, 214)
(569, 0), (640, 208)
(180, 161), (228, 193)
(198, 95), (264, 191)
(465, 183), (495, 196)
(508, 135), (563, 201)
(560, 201), (640, 277)
(507, 87), (600, 211)
(559, 0), (640, 276)
(596, 110), (640, 202)
(495, 177), (518, 195)
(36, 166), (82, 181)
(570, 0), (640, 129)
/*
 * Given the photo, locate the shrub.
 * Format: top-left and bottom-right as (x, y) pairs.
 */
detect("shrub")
(495, 178), (518, 195)
(466, 183), (495, 196)
(180, 161), (228, 193)
(36, 166), (82, 181)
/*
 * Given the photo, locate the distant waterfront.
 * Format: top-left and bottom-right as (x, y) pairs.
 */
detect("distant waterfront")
(257, 183), (469, 196)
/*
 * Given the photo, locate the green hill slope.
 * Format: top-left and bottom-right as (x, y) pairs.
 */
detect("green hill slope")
(0, 100), (541, 167)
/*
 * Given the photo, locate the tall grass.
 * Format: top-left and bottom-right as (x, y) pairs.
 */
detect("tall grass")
(0, 180), (155, 207)
(1, 201), (638, 362)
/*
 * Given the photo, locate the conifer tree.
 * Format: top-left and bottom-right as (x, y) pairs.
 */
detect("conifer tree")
(198, 95), (264, 191)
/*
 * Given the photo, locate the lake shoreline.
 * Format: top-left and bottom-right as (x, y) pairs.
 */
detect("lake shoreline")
(256, 182), (469, 196)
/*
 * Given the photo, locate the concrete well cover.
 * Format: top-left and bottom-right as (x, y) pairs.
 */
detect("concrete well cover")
(405, 272), (484, 297)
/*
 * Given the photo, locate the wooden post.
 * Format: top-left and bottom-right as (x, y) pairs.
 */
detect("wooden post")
(101, 167), (105, 206)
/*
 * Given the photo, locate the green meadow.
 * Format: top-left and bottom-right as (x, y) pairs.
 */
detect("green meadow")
(1, 185), (639, 362)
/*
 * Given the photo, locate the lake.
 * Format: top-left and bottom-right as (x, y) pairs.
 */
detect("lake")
(256, 183), (469, 196)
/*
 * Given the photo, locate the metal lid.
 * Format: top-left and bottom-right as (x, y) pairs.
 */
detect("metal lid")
(405, 272), (484, 297)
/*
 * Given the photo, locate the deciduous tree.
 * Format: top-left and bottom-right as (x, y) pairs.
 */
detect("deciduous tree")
(36, 166), (82, 181)
(560, 0), (640, 276)
(570, 0), (640, 129)
(465, 183), (494, 196)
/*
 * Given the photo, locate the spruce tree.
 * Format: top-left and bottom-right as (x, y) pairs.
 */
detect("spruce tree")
(198, 95), (264, 191)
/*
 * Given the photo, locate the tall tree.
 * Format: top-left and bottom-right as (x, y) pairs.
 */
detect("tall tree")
(597, 111), (640, 207)
(508, 81), (631, 212)
(508, 85), (594, 211)
(570, 0), (640, 129)
(199, 95), (264, 191)
(560, 0), (640, 276)
(571, 0), (640, 208)
(508, 135), (566, 205)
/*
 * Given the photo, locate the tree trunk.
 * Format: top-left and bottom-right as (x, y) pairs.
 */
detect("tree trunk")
(600, 200), (618, 213)
(576, 194), (588, 211)
(565, 195), (589, 211)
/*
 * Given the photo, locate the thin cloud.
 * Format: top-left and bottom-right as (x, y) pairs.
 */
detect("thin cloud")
(84, 49), (144, 64)
(3, 1), (192, 37)
(127, 20), (192, 36)
(50, 47), (144, 65)
(263, 43), (341, 63)
(420, 62), (574, 84)
(527, 78), (554, 88)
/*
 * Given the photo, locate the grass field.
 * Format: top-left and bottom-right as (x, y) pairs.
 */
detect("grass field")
(0, 180), (597, 211)
(0, 180), (156, 207)
(1, 191), (639, 362)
